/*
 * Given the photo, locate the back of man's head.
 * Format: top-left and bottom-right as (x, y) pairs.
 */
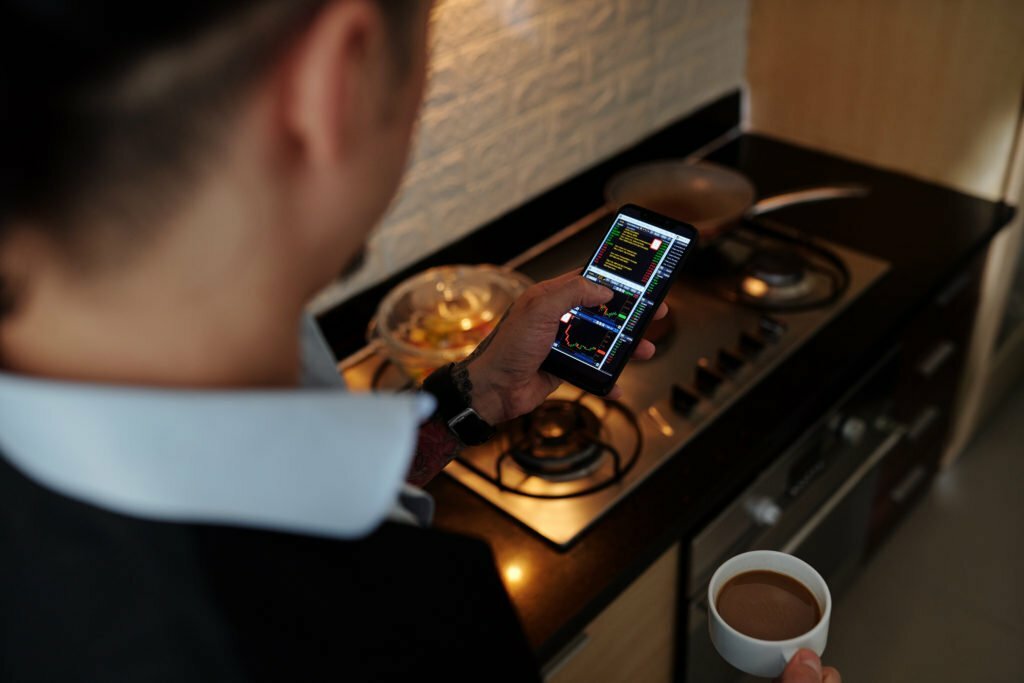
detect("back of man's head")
(0, 0), (418, 232)
(0, 0), (422, 321)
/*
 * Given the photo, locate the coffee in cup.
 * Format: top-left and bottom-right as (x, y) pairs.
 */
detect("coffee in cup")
(716, 569), (821, 641)
(707, 550), (831, 678)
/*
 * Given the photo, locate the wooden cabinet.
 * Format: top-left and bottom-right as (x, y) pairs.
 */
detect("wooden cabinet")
(746, 0), (1024, 202)
(543, 545), (680, 683)
(868, 253), (985, 552)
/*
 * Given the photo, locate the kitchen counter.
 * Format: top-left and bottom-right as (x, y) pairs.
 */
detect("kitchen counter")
(420, 133), (1012, 662)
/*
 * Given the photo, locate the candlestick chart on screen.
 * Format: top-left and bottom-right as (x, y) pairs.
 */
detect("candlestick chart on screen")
(553, 314), (616, 367)
(583, 286), (640, 325)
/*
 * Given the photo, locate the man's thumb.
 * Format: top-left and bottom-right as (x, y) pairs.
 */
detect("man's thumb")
(778, 649), (822, 683)
(546, 277), (612, 315)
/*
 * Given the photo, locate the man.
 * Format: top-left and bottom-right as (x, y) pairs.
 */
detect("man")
(0, 1), (838, 681)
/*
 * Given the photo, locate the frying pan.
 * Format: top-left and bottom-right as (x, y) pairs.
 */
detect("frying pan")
(604, 161), (868, 243)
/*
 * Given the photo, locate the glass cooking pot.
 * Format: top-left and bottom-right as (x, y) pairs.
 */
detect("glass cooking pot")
(370, 264), (533, 382)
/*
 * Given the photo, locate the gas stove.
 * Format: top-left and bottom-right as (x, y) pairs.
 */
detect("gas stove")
(442, 213), (890, 548)
(340, 209), (889, 549)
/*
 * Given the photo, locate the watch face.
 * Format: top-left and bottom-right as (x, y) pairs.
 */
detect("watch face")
(449, 408), (496, 446)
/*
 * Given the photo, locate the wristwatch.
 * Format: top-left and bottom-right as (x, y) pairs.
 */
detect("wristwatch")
(422, 363), (497, 446)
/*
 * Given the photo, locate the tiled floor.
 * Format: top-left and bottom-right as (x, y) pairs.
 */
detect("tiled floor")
(824, 380), (1024, 682)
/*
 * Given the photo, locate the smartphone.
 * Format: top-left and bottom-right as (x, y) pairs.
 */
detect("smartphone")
(540, 204), (698, 396)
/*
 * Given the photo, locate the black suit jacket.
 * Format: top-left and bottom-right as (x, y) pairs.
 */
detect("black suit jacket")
(0, 455), (541, 682)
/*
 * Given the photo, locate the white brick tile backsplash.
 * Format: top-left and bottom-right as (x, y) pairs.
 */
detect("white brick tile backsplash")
(551, 81), (620, 143)
(654, 0), (691, 24)
(516, 133), (588, 201)
(620, 0), (658, 24)
(617, 56), (658, 105)
(512, 50), (586, 116)
(423, 52), (460, 109)
(456, 24), (546, 92)
(548, 0), (620, 41)
(466, 110), (549, 182)
(587, 99), (655, 161)
(311, 0), (750, 312)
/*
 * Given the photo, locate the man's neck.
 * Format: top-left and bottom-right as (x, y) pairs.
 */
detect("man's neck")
(0, 284), (304, 389)
(0, 227), (306, 390)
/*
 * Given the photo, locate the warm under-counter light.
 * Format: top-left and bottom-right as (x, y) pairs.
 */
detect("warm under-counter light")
(504, 564), (524, 584)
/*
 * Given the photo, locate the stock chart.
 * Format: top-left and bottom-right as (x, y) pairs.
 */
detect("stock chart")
(584, 285), (640, 325)
(553, 313), (616, 367)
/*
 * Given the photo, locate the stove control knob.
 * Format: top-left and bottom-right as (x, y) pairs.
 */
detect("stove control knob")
(695, 361), (724, 396)
(759, 316), (787, 342)
(671, 384), (700, 416)
(746, 496), (782, 527)
(839, 416), (867, 445)
(717, 349), (745, 377)
(739, 332), (765, 358)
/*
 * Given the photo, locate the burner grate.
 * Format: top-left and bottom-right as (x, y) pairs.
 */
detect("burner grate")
(692, 219), (851, 312)
(454, 395), (642, 501)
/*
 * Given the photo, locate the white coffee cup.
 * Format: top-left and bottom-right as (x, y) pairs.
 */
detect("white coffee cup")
(707, 550), (831, 679)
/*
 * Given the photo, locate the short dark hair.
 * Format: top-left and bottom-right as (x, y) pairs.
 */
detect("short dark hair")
(0, 0), (419, 233)
(0, 0), (418, 316)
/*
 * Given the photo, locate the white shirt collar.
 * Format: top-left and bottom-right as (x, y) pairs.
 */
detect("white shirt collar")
(0, 315), (434, 539)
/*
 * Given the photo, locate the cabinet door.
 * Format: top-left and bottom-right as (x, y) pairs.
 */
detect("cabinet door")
(868, 252), (984, 551)
(747, 0), (1024, 200)
(545, 544), (680, 683)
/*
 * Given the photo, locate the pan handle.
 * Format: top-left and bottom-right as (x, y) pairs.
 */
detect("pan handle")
(747, 184), (870, 217)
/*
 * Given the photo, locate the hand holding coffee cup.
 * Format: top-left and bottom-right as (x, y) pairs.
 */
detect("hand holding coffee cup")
(707, 550), (832, 679)
(777, 649), (841, 683)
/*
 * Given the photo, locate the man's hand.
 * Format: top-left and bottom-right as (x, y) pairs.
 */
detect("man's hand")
(462, 271), (668, 424)
(775, 649), (841, 683)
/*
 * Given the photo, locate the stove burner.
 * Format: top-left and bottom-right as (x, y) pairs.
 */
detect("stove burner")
(741, 248), (815, 302)
(450, 394), (643, 500)
(690, 220), (850, 312)
(745, 249), (808, 288)
(509, 400), (605, 480)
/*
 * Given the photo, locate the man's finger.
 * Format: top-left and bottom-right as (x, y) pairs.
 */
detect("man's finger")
(546, 273), (667, 324)
(632, 339), (656, 360)
(822, 667), (841, 683)
(775, 649), (822, 683)
(537, 276), (612, 317)
(539, 370), (562, 396)
(538, 270), (587, 292)
(606, 385), (623, 400)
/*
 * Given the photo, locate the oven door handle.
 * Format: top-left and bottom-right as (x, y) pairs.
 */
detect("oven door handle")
(781, 426), (906, 555)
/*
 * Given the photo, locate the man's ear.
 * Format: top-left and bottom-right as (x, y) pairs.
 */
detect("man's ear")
(279, 0), (387, 167)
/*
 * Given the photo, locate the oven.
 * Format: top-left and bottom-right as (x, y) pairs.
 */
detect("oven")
(684, 348), (906, 683)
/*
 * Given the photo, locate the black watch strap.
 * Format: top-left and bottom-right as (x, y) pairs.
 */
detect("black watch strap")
(422, 363), (496, 446)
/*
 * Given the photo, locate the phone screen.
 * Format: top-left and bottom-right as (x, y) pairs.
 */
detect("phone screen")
(543, 206), (696, 393)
